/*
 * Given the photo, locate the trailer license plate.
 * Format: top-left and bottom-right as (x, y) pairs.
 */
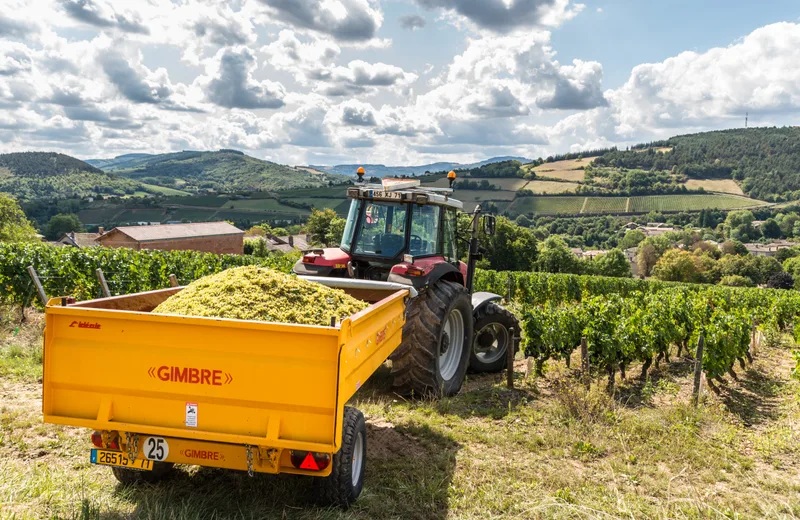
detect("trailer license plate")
(91, 449), (153, 471)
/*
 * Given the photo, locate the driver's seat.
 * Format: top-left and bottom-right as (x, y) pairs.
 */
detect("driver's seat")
(379, 233), (404, 257)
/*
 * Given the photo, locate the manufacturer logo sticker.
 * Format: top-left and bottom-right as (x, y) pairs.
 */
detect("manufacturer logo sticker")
(69, 321), (101, 329)
(149, 366), (233, 386)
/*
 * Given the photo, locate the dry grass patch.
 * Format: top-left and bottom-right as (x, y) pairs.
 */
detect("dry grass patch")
(526, 181), (581, 194)
(2, 315), (800, 519)
(530, 159), (592, 182)
(685, 179), (745, 196)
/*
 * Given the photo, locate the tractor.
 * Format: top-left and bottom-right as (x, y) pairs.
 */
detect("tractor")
(293, 169), (519, 397)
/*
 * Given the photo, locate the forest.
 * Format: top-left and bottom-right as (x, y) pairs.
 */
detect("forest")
(594, 127), (800, 201)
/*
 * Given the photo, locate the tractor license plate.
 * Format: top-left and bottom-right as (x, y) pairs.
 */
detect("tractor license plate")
(91, 449), (153, 471)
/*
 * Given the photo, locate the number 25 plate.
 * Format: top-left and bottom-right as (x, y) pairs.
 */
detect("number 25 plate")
(91, 449), (153, 471)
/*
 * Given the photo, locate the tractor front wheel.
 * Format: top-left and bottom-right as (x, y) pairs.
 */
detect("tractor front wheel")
(469, 303), (519, 373)
(391, 280), (472, 397)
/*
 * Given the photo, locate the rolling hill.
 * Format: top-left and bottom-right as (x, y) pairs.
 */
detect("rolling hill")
(313, 156), (531, 178)
(89, 150), (347, 192)
(596, 127), (800, 201)
(0, 152), (144, 202)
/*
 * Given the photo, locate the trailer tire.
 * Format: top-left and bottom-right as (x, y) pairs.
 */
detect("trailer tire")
(112, 462), (173, 485)
(391, 280), (472, 397)
(469, 303), (519, 373)
(318, 406), (366, 508)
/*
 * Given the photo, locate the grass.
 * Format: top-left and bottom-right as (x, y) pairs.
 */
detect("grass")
(224, 198), (307, 213)
(528, 159), (593, 182)
(629, 194), (766, 213)
(508, 196), (586, 215)
(582, 196), (628, 213)
(526, 181), (581, 194)
(113, 209), (167, 223)
(139, 184), (191, 196)
(685, 179), (745, 196)
(3, 312), (800, 519)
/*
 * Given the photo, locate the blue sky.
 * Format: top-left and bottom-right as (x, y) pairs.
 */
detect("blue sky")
(1, 0), (800, 166)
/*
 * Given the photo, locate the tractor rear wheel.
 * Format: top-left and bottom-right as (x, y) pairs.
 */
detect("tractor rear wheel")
(469, 302), (519, 373)
(391, 280), (472, 397)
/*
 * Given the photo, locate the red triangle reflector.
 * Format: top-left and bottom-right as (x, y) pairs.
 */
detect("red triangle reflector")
(299, 452), (319, 471)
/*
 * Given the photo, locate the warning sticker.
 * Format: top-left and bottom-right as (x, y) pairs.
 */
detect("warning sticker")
(185, 402), (198, 428)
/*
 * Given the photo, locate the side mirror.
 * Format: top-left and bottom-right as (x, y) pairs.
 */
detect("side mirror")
(483, 215), (496, 236)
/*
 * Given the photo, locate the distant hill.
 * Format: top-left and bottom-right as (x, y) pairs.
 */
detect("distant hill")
(85, 153), (154, 170)
(595, 127), (800, 202)
(313, 156), (531, 178)
(89, 150), (347, 192)
(0, 152), (143, 202)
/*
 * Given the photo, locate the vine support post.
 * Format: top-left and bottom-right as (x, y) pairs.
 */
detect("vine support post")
(169, 274), (179, 288)
(749, 317), (757, 359)
(506, 327), (515, 390)
(580, 337), (590, 390)
(692, 335), (705, 407)
(27, 265), (48, 306)
(96, 269), (111, 298)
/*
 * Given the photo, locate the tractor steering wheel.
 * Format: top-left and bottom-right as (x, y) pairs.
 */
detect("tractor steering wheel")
(409, 234), (424, 254)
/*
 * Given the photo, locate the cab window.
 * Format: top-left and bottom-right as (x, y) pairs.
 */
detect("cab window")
(353, 202), (408, 258)
(410, 204), (441, 256)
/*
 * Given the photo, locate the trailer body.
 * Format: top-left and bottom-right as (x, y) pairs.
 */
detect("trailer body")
(42, 285), (406, 476)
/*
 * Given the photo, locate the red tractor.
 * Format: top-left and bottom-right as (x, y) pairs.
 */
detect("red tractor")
(293, 169), (519, 397)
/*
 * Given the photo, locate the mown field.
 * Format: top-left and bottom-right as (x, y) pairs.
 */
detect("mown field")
(525, 180), (581, 194)
(685, 179), (745, 196)
(528, 159), (592, 182)
(2, 308), (799, 519)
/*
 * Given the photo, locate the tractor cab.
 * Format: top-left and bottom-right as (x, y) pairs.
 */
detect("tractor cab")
(294, 177), (469, 289)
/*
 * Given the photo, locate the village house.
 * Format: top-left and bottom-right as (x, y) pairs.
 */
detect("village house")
(57, 230), (103, 248)
(96, 222), (244, 255)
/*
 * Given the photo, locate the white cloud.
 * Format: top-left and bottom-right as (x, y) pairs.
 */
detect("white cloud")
(256, 0), (384, 42)
(200, 46), (286, 109)
(415, 0), (584, 32)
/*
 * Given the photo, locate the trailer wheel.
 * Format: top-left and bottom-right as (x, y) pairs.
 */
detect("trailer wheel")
(391, 280), (472, 397)
(469, 302), (519, 373)
(319, 406), (366, 508)
(112, 462), (173, 485)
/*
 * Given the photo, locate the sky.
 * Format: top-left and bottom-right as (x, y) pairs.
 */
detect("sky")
(1, 0), (800, 167)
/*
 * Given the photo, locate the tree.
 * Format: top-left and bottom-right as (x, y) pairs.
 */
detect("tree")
(652, 249), (700, 283)
(305, 208), (340, 247)
(767, 272), (795, 290)
(723, 210), (758, 242)
(636, 235), (671, 277)
(536, 236), (580, 274)
(45, 213), (84, 241)
(760, 218), (782, 239)
(719, 275), (755, 287)
(619, 229), (645, 250)
(325, 217), (346, 246)
(514, 214), (531, 228)
(719, 240), (748, 256)
(588, 249), (632, 278)
(482, 216), (538, 271)
(0, 193), (38, 243)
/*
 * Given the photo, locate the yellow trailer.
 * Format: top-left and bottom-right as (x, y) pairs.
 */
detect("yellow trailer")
(42, 280), (409, 506)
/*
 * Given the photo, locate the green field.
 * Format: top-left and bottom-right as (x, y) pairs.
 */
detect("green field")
(167, 209), (220, 222)
(278, 186), (348, 198)
(629, 194), (766, 212)
(583, 197), (628, 214)
(225, 199), (307, 213)
(507, 196), (586, 215)
(213, 210), (307, 223)
(289, 197), (346, 210)
(167, 195), (228, 207)
(452, 190), (517, 202)
(77, 208), (123, 224)
(140, 183), (191, 196)
(114, 209), (167, 223)
(423, 177), (529, 191)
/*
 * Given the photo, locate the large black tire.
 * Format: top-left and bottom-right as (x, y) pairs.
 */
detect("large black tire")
(318, 406), (367, 508)
(469, 303), (519, 373)
(390, 280), (473, 397)
(112, 462), (173, 485)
